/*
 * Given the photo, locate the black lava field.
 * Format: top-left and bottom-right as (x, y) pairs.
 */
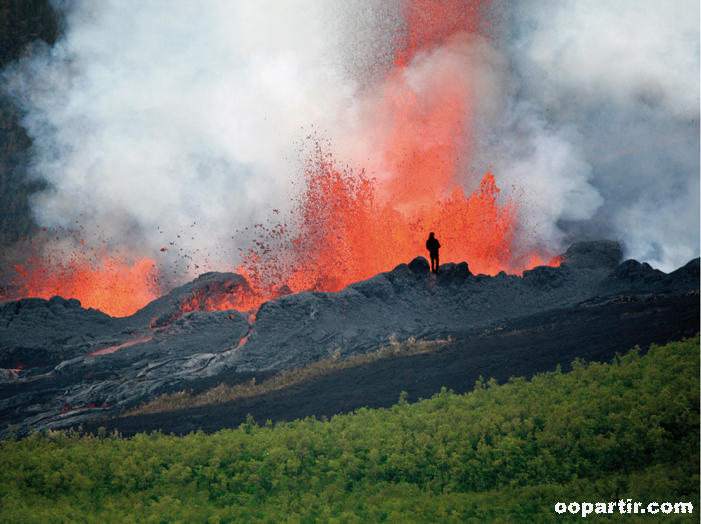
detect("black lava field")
(1, 240), (698, 439)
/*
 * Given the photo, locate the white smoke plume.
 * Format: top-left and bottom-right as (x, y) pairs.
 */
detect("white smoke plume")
(2, 0), (698, 278)
(500, 0), (700, 270)
(3, 0), (360, 274)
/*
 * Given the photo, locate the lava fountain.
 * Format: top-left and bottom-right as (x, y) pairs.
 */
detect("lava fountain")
(239, 136), (556, 297)
(0, 227), (161, 318)
(0, 0), (559, 317)
(237, 0), (558, 294)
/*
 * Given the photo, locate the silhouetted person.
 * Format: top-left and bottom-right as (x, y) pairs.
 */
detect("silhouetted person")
(426, 232), (441, 274)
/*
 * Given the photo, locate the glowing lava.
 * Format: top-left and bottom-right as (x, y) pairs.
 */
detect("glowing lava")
(237, 1), (558, 295)
(240, 138), (557, 297)
(179, 279), (264, 316)
(0, 0), (559, 317)
(0, 227), (160, 318)
(90, 336), (154, 356)
(392, 0), (491, 68)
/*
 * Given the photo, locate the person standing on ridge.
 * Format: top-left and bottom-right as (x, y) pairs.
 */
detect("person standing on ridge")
(426, 232), (441, 274)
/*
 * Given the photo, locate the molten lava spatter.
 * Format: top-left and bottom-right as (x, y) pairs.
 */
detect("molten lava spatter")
(238, 138), (559, 297)
(0, 0), (559, 317)
(0, 227), (160, 317)
(236, 0), (554, 290)
(232, 0), (551, 294)
(393, 0), (491, 67)
(178, 276), (264, 315)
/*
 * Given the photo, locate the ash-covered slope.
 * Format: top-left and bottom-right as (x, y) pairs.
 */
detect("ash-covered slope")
(1, 241), (698, 438)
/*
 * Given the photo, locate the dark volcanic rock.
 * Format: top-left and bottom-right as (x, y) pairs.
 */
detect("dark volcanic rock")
(0, 240), (698, 438)
(81, 291), (700, 438)
(407, 256), (431, 273)
(670, 257), (701, 284)
(612, 259), (666, 283)
(613, 257), (700, 289)
(0, 273), (256, 436)
(435, 261), (471, 288)
(560, 239), (623, 269)
(0, 296), (113, 368)
(522, 264), (573, 290)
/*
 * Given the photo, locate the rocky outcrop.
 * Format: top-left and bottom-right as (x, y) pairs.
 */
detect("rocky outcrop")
(613, 257), (700, 287)
(560, 239), (623, 269)
(0, 241), (698, 438)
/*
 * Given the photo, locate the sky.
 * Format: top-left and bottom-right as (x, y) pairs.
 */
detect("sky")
(2, 0), (699, 274)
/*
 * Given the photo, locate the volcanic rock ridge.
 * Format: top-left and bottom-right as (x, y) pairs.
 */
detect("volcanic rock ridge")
(1, 240), (699, 439)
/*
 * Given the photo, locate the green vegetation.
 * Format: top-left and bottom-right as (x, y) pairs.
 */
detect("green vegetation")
(1, 336), (698, 523)
(124, 335), (450, 417)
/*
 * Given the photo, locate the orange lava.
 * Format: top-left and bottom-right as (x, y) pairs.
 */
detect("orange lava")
(237, 1), (558, 296)
(241, 142), (558, 297)
(393, 0), (491, 67)
(179, 280), (264, 316)
(0, 228), (160, 318)
(0, 0), (559, 317)
(90, 336), (154, 356)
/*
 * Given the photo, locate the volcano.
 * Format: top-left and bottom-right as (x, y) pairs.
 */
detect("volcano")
(0, 240), (698, 439)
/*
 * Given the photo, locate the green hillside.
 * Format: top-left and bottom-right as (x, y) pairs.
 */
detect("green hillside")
(1, 335), (698, 523)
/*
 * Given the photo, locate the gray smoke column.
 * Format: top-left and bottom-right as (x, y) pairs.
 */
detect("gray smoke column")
(1, 0), (698, 279)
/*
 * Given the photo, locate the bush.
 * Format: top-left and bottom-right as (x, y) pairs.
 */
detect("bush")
(1, 335), (698, 523)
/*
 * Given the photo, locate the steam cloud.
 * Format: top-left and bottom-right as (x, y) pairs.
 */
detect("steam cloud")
(2, 0), (698, 275)
(501, 0), (700, 270)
